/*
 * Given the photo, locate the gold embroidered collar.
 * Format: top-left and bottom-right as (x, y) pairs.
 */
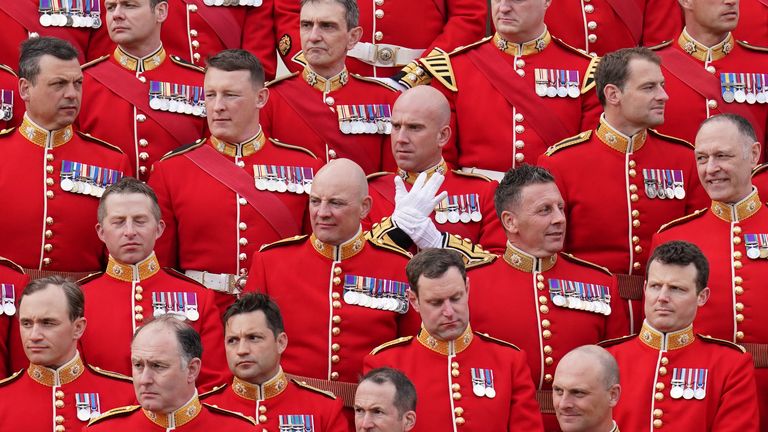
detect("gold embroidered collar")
(106, 253), (161, 282)
(210, 128), (266, 158)
(493, 29), (551, 57)
(302, 66), (349, 93)
(19, 114), (74, 149)
(416, 325), (473, 355)
(638, 321), (695, 351)
(710, 188), (762, 222)
(503, 242), (557, 273)
(231, 368), (288, 401)
(678, 29), (734, 62)
(596, 115), (646, 154)
(311, 229), (366, 261)
(114, 45), (166, 72)
(610, 421), (619, 432)
(28, 352), (84, 386)
(143, 394), (202, 429)
(398, 160), (448, 185)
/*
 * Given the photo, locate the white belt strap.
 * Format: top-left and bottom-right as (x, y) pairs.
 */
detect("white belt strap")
(347, 42), (424, 67)
(185, 270), (243, 294)
(460, 167), (506, 182)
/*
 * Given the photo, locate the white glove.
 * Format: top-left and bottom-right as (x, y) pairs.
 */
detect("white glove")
(397, 208), (444, 249)
(391, 172), (448, 248)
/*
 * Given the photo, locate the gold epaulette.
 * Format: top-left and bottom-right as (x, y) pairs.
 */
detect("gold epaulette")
(266, 71), (300, 87)
(452, 169), (491, 182)
(560, 252), (612, 276)
(160, 138), (206, 161)
(199, 383), (227, 399)
(544, 130), (592, 156)
(351, 74), (398, 91)
(269, 137), (317, 159)
(752, 163), (768, 178)
(366, 171), (394, 181)
(290, 51), (308, 68)
(87, 364), (132, 382)
(582, 56), (599, 94)
(169, 55), (205, 73)
(597, 334), (636, 348)
(0, 369), (23, 387)
(365, 220), (413, 258)
(0, 256), (24, 274)
(440, 234), (496, 269)
(259, 234), (308, 252)
(698, 334), (747, 353)
(657, 208), (708, 232)
(737, 40), (768, 52)
(77, 271), (104, 285)
(449, 36), (494, 56)
(420, 47), (460, 92)
(0, 64), (17, 77)
(648, 40), (673, 51)
(475, 332), (521, 351)
(370, 336), (413, 355)
(76, 131), (124, 153)
(203, 403), (257, 425)
(291, 379), (337, 399)
(81, 55), (109, 70)
(87, 405), (141, 426)
(0, 127), (16, 137)
(648, 128), (694, 148)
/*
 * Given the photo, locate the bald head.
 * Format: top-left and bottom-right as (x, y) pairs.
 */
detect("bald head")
(394, 86), (450, 127)
(390, 87), (452, 173)
(309, 159), (372, 245)
(558, 345), (619, 388)
(314, 158), (369, 199)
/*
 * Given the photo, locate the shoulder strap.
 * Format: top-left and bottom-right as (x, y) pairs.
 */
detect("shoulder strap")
(183, 144), (299, 238)
(177, 0), (242, 49)
(84, 60), (202, 145)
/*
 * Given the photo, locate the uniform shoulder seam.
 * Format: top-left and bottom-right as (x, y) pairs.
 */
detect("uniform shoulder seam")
(87, 405), (141, 426)
(0, 64), (17, 77)
(648, 128), (694, 148)
(291, 379), (337, 399)
(698, 334), (747, 353)
(551, 36), (594, 59)
(265, 72), (300, 87)
(81, 55), (110, 70)
(451, 169), (491, 181)
(752, 163), (768, 178)
(559, 252), (613, 275)
(202, 403), (257, 424)
(77, 271), (105, 285)
(169, 55), (205, 73)
(475, 332), (521, 351)
(370, 336), (414, 355)
(159, 139), (206, 161)
(76, 131), (124, 153)
(598, 334), (636, 348)
(366, 171), (394, 181)
(269, 137), (318, 158)
(199, 383), (228, 399)
(736, 40), (768, 52)
(657, 208), (708, 232)
(87, 364), (133, 382)
(0, 256), (24, 274)
(350, 74), (398, 91)
(544, 130), (593, 156)
(259, 235), (309, 252)
(0, 369), (23, 387)
(648, 40), (673, 51)
(449, 36), (494, 56)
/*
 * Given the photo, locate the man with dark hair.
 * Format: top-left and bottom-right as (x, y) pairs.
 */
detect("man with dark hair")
(354, 367), (416, 432)
(397, 0), (600, 180)
(86, 316), (256, 430)
(602, 240), (759, 431)
(652, 113), (768, 424)
(202, 293), (348, 431)
(652, 0), (768, 155)
(0, 276), (135, 431)
(0, 36), (130, 276)
(261, 0), (399, 175)
(364, 248), (543, 431)
(80, 0), (206, 181)
(539, 46), (708, 331)
(79, 177), (227, 392)
(149, 49), (320, 310)
(464, 164), (628, 430)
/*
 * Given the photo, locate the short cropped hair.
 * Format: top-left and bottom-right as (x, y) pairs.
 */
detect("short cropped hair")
(98, 177), (161, 223)
(494, 164), (555, 218)
(222, 293), (285, 337)
(405, 248), (466, 296)
(133, 315), (203, 366)
(19, 37), (79, 84)
(206, 49), (265, 88)
(300, 0), (359, 29)
(359, 367), (417, 416)
(698, 113), (758, 144)
(647, 240), (709, 293)
(596, 47), (661, 107)
(21, 276), (84, 321)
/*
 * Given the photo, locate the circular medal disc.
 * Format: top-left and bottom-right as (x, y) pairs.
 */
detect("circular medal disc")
(747, 248), (761, 259)
(168, 100), (179, 113)
(240, 0), (249, 5)
(384, 123), (392, 134)
(553, 295), (566, 307)
(186, 309), (200, 322)
(535, 85), (547, 97)
(215, 0), (225, 5)
(192, 105), (204, 117)
(485, 387), (496, 399)
(546, 87), (557, 98)
(204, 0), (215, 4)
(646, 185), (657, 199)
(734, 90), (747, 103)
(447, 212), (460, 224)
(470, 211), (482, 223)
(149, 97), (162, 110)
(159, 99), (170, 111)
(183, 104), (193, 115)
(389, 298), (400, 311)
(77, 409), (91, 422)
(670, 386), (684, 399)
(435, 212), (448, 224)
(473, 384), (485, 397)
(592, 302), (602, 314)
(40, 14), (51, 26)
(760, 249), (768, 259)
(340, 122), (351, 134)
(58, 14), (69, 26)
(90, 411), (100, 420)
(153, 308), (164, 318)
(557, 87), (568, 98)
(460, 212), (471, 224)
(92, 16), (102, 28)
(674, 186), (686, 200)
(90, 186), (101, 197)
(722, 91), (735, 103)
(585, 301), (595, 312)
(276, 181), (288, 193)
(254, 178), (268, 190)
(683, 388), (695, 400)
(746, 93), (757, 104)
(303, 183), (312, 195)
(266, 180), (278, 192)
(295, 184), (304, 195)
(82, 183), (92, 196)
(568, 86), (580, 98)
(360, 295), (372, 308)
(3, 302), (15, 316)
(665, 187), (674, 198)
(287, 182), (297, 193)
(343, 291), (357, 305)
(657, 188), (667, 199)
(694, 388), (706, 400)
(61, 178), (75, 192)
(757, 93), (767, 104)
(254, 0), (263, 6)
(368, 123), (378, 134)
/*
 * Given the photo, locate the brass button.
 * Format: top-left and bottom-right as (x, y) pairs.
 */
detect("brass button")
(46, 165), (54, 174)
(655, 382), (665, 391)
(734, 276), (743, 285)
(55, 415), (64, 424)
(45, 230), (53, 238)
(735, 302), (744, 312)
(46, 190), (55, 199)
(654, 392), (664, 401)
(454, 407), (464, 416)
(633, 262), (641, 269)
(239, 253), (247, 261)
(542, 330), (552, 339)
(545, 356), (554, 365)
(733, 226), (742, 234)
(631, 209), (640, 217)
(455, 417), (465, 425)
(628, 160), (636, 168)
(139, 151), (149, 161)
(332, 327), (340, 335)
(374, 31), (383, 41)
(331, 343), (340, 352)
(630, 193), (639, 202)
(632, 219), (640, 228)
(46, 217), (54, 225)
(653, 409), (663, 418)
(135, 294), (143, 302)
(190, 29), (198, 37)
(139, 138), (149, 147)
(540, 305), (549, 314)
(735, 286), (744, 295)
(543, 345), (553, 354)
(544, 373), (553, 382)
(451, 383), (460, 391)
(653, 419), (663, 428)
(330, 372), (339, 380)
(333, 267), (342, 275)
(55, 399), (65, 408)
(238, 222), (247, 231)
(736, 313), (744, 322)
(56, 390), (65, 399)
(332, 315), (341, 324)
(536, 282), (545, 290)
(136, 114), (147, 122)
(733, 251), (742, 259)
(239, 238), (248, 246)
(332, 300), (341, 309)
(658, 366), (667, 376)
(706, 65), (716, 73)
(538, 295), (548, 304)
(259, 405), (267, 413)
(587, 20), (597, 30)
(452, 392), (462, 400)
(43, 258), (52, 266)
(660, 357), (669, 365)
(628, 169), (637, 177)
(736, 331), (744, 340)
(733, 260), (742, 269)
(707, 99), (717, 109)
(515, 125), (525, 134)
(188, 4), (198, 12)
(44, 243), (53, 252)
(331, 292), (340, 300)
(375, 9), (384, 18)
(587, 34), (597, 43)
(135, 313), (144, 322)
(259, 414), (268, 423)
(541, 319), (550, 328)
(46, 178), (54, 186)
(634, 245), (643, 253)
(191, 40), (200, 49)
(333, 276), (341, 285)
(632, 236), (640, 244)
(134, 306), (143, 313)
(331, 355), (340, 363)
(514, 113), (524, 122)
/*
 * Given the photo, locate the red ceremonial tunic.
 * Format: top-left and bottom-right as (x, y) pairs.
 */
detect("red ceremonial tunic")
(85, 395), (256, 431)
(0, 353), (136, 432)
(0, 258), (28, 378)
(364, 326), (544, 432)
(261, 64), (399, 175)
(0, 64), (22, 130)
(654, 31), (768, 159)
(752, 163), (768, 199)
(244, 231), (420, 383)
(79, 46), (207, 181)
(79, 254), (227, 392)
(149, 131), (320, 311)
(202, 368), (348, 432)
(364, 162), (505, 253)
(0, 116), (129, 273)
(603, 322), (759, 432)
(544, 0), (682, 56)
(734, 0), (768, 48)
(466, 244), (628, 430)
(651, 188), (768, 425)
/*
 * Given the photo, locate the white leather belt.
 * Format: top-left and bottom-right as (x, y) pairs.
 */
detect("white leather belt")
(347, 42), (424, 67)
(460, 167), (506, 182)
(185, 270), (244, 294)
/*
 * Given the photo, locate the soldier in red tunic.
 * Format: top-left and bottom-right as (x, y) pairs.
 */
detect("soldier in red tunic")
(86, 316), (256, 431)
(602, 241), (759, 431)
(0, 277), (136, 432)
(354, 367), (417, 432)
